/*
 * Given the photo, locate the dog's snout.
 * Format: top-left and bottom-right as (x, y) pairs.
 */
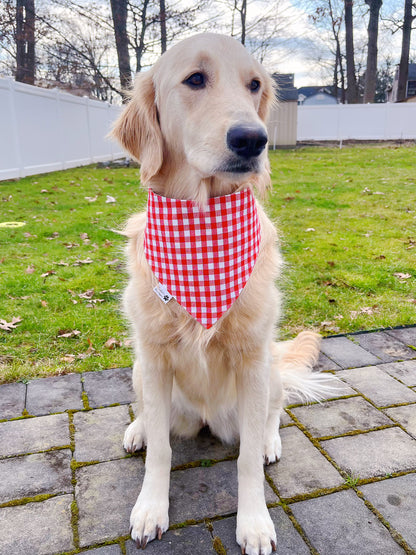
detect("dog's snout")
(227, 125), (268, 159)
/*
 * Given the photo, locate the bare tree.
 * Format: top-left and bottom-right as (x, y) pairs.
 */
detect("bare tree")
(16, 0), (36, 83)
(397, 0), (415, 101)
(110, 0), (132, 93)
(344, 0), (359, 102)
(363, 0), (382, 103)
(309, 1), (345, 102)
(159, 0), (167, 53)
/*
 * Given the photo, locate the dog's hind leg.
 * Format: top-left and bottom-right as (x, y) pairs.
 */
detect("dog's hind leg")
(263, 354), (284, 465)
(124, 360), (147, 453)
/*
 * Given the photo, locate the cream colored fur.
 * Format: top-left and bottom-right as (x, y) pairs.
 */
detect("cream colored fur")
(111, 33), (334, 555)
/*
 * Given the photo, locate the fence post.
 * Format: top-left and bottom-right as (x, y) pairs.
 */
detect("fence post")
(8, 78), (24, 178)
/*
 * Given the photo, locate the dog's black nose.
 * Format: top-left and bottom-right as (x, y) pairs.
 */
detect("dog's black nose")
(227, 125), (268, 159)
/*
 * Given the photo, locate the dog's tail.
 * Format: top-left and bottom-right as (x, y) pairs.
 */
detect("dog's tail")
(272, 331), (340, 404)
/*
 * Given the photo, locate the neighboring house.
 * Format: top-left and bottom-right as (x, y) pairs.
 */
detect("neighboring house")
(387, 63), (416, 102)
(297, 86), (338, 105)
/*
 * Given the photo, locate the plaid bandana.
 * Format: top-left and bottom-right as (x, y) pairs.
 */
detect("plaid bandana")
(144, 188), (261, 328)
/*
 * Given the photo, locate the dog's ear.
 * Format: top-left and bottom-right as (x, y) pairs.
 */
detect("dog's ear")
(258, 73), (276, 123)
(110, 71), (163, 183)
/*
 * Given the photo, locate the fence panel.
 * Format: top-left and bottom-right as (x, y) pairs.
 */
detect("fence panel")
(0, 78), (124, 181)
(298, 102), (416, 142)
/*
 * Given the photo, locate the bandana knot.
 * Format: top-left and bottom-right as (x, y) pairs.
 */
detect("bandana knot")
(144, 188), (261, 328)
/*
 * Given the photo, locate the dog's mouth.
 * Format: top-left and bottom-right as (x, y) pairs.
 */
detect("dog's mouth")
(215, 157), (260, 175)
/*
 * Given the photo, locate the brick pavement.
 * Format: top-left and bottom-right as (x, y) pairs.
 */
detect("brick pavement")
(0, 327), (416, 554)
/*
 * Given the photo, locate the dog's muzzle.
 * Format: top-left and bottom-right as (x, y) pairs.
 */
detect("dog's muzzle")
(227, 125), (268, 159)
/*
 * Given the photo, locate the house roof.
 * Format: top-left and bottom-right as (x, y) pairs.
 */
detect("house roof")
(271, 73), (298, 102)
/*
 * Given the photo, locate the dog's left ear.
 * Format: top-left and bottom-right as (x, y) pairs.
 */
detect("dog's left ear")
(110, 70), (163, 184)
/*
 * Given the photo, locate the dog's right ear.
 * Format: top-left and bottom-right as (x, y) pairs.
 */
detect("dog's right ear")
(110, 71), (163, 184)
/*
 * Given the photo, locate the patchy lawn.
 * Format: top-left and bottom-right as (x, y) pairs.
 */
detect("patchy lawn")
(1, 144), (415, 382)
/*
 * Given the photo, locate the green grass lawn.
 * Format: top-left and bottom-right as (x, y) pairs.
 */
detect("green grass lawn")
(1, 144), (415, 383)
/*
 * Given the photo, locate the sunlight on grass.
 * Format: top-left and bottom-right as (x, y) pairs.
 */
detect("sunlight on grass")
(1, 144), (415, 382)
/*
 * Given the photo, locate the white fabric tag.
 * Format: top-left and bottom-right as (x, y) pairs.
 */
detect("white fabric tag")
(154, 283), (173, 304)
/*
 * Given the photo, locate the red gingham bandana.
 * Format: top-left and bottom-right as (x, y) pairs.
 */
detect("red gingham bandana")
(144, 188), (261, 328)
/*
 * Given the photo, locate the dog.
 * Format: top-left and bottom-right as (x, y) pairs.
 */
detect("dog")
(111, 33), (334, 555)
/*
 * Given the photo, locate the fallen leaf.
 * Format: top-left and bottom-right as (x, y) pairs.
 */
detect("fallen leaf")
(57, 329), (81, 338)
(41, 270), (56, 281)
(41, 300), (48, 307)
(78, 289), (95, 299)
(85, 196), (98, 202)
(54, 261), (69, 266)
(106, 259), (120, 266)
(305, 228), (316, 232)
(104, 337), (120, 349)
(394, 272), (412, 281)
(350, 306), (379, 319)
(46, 232), (59, 240)
(106, 195), (116, 204)
(72, 257), (93, 266)
(0, 317), (22, 332)
(60, 354), (76, 363)
(25, 265), (35, 274)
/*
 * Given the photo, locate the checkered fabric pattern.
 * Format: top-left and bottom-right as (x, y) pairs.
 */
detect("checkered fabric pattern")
(144, 188), (261, 328)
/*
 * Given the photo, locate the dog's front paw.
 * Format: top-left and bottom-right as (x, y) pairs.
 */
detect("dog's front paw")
(263, 429), (282, 465)
(237, 508), (277, 555)
(130, 495), (169, 549)
(123, 418), (146, 453)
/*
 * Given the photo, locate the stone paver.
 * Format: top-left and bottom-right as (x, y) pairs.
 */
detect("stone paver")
(26, 373), (83, 415)
(171, 428), (239, 468)
(82, 367), (135, 407)
(1, 327), (416, 554)
(0, 413), (69, 457)
(169, 460), (277, 525)
(385, 327), (416, 348)
(0, 382), (26, 420)
(337, 366), (416, 406)
(0, 494), (74, 555)
(360, 474), (416, 551)
(351, 331), (416, 362)
(322, 427), (416, 478)
(291, 490), (404, 555)
(76, 458), (144, 547)
(291, 396), (392, 438)
(125, 525), (214, 554)
(74, 405), (131, 462)
(384, 404), (416, 438)
(320, 336), (380, 368)
(0, 449), (72, 503)
(266, 426), (344, 498)
(377, 360), (416, 387)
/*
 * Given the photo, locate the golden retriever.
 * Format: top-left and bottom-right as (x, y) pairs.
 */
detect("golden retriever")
(111, 33), (334, 555)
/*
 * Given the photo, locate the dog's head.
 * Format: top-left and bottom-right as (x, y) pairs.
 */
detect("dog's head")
(111, 33), (275, 200)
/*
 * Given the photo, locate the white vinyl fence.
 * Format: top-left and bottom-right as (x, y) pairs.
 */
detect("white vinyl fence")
(298, 102), (416, 142)
(0, 78), (124, 181)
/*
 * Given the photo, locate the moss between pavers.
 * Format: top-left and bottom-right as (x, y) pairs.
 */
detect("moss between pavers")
(0, 492), (57, 509)
(279, 502), (319, 555)
(212, 535), (227, 555)
(71, 499), (80, 549)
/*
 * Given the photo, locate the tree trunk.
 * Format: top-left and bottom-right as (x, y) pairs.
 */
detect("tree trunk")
(344, 0), (359, 103)
(397, 0), (413, 102)
(240, 0), (246, 45)
(363, 0), (382, 103)
(16, 0), (36, 84)
(110, 0), (132, 96)
(159, 0), (167, 53)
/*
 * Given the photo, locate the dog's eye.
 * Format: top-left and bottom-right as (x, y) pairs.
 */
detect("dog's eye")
(249, 79), (261, 92)
(183, 72), (206, 89)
